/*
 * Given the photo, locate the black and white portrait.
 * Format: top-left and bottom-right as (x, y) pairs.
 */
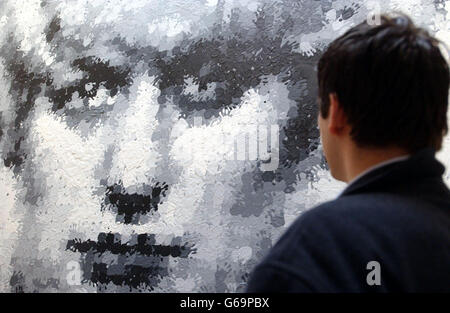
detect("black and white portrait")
(0, 0), (449, 292)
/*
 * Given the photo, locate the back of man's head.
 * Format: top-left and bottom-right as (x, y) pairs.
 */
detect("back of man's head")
(318, 13), (450, 152)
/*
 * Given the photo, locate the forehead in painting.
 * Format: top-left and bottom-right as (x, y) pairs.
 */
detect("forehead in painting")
(0, 0), (349, 173)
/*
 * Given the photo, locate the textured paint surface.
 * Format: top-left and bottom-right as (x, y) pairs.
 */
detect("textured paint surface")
(0, 0), (449, 292)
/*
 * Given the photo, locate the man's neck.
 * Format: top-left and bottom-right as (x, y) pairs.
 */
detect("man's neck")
(343, 146), (410, 183)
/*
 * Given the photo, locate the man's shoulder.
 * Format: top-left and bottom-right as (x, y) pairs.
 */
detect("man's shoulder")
(266, 192), (423, 263)
(248, 195), (381, 292)
(248, 190), (450, 292)
(264, 196), (367, 260)
(288, 193), (391, 234)
(294, 191), (427, 227)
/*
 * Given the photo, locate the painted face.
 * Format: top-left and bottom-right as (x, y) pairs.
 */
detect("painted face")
(0, 0), (448, 292)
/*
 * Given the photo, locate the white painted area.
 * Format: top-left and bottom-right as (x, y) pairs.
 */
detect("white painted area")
(206, 0), (218, 7)
(231, 246), (252, 263)
(5, 0), (55, 65)
(109, 75), (161, 189)
(55, 0), (219, 49)
(0, 16), (8, 31)
(31, 111), (108, 260)
(147, 14), (192, 38)
(299, 41), (316, 57)
(172, 273), (202, 292)
(0, 166), (22, 292)
(437, 107), (450, 186)
(57, 0), (89, 27)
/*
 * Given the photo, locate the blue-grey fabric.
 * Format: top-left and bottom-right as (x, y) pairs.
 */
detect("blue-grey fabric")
(247, 148), (450, 292)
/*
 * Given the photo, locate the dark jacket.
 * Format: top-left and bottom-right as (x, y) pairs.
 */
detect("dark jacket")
(246, 148), (450, 292)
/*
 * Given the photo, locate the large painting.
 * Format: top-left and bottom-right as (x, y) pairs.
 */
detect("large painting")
(0, 0), (449, 292)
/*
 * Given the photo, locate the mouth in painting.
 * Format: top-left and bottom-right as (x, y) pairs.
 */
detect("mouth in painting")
(66, 232), (195, 290)
(103, 182), (169, 224)
(67, 182), (192, 290)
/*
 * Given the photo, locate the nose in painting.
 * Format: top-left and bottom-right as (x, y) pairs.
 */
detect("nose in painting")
(108, 74), (163, 190)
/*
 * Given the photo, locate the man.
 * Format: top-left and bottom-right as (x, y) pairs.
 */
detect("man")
(247, 13), (450, 292)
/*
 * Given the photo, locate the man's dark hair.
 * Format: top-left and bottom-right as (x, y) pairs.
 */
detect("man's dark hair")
(318, 13), (450, 152)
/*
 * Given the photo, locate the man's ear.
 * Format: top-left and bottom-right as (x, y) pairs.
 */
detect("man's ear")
(327, 93), (349, 135)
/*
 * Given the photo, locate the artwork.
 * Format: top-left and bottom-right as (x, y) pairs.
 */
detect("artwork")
(0, 0), (448, 292)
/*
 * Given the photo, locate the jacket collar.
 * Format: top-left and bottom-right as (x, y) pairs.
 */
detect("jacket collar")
(339, 147), (445, 197)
